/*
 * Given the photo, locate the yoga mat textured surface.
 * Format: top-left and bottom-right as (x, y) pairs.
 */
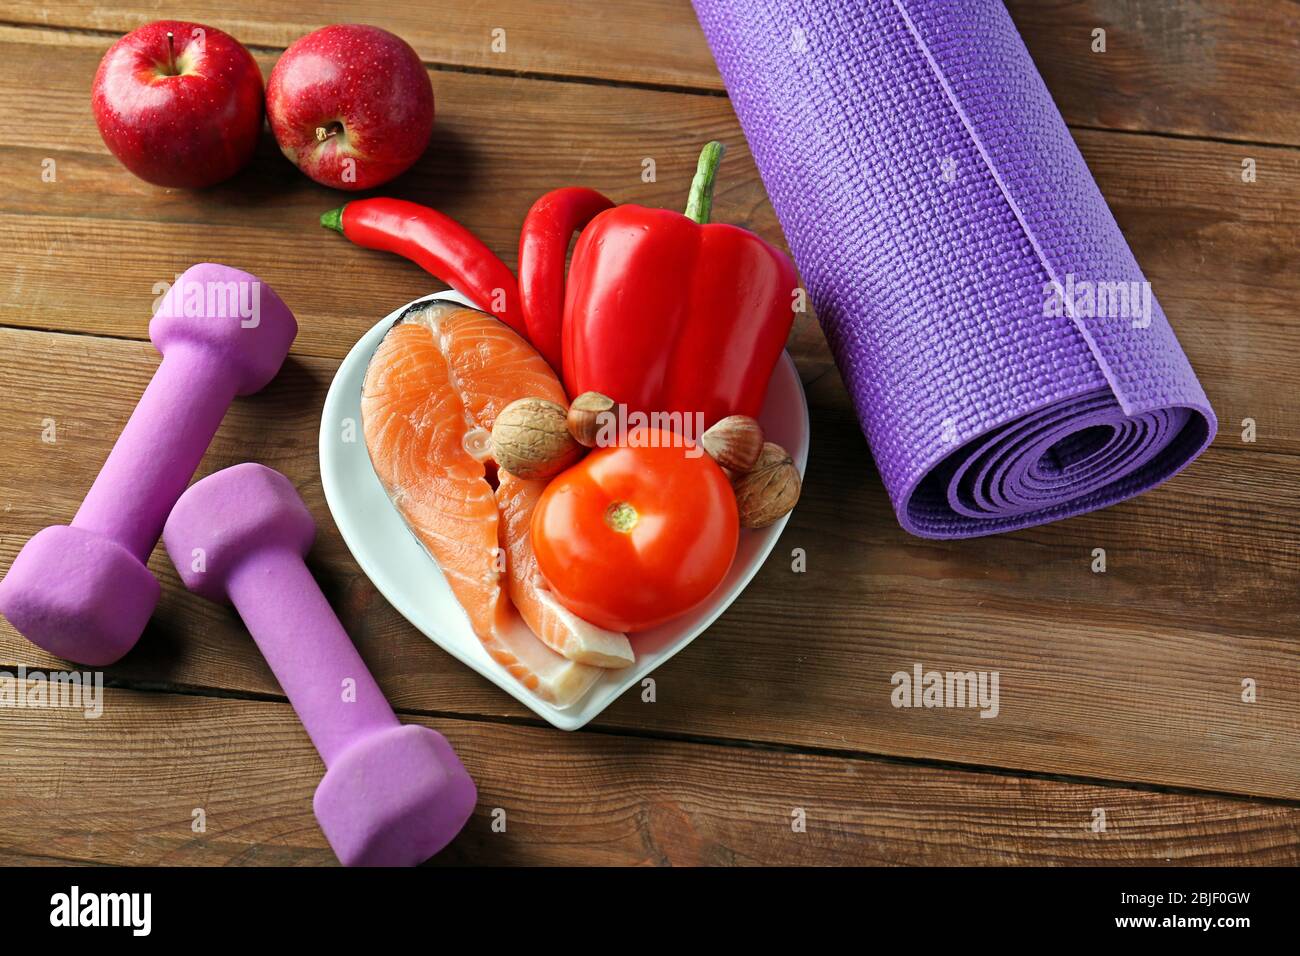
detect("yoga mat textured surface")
(693, 0), (1216, 537)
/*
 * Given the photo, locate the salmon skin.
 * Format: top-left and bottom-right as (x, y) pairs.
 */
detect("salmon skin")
(361, 301), (630, 708)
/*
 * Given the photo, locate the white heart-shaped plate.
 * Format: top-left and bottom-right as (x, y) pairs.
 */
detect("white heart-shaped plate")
(319, 291), (810, 730)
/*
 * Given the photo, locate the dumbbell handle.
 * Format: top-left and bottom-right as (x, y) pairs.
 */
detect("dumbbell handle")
(224, 546), (400, 768)
(74, 343), (238, 562)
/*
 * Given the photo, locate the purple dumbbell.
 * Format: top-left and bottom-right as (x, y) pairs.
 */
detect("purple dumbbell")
(162, 463), (476, 866)
(0, 264), (297, 666)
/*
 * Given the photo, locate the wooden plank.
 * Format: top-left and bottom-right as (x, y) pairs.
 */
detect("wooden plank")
(0, 31), (1297, 454)
(1, 1), (1296, 145)
(0, 849), (110, 866)
(1009, 0), (1300, 145)
(1, 327), (1297, 801)
(0, 688), (1295, 865)
(0, 3), (719, 93)
(1, 3), (1293, 873)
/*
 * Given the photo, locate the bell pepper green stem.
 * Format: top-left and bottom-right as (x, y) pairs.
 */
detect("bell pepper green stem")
(320, 206), (346, 233)
(684, 141), (726, 225)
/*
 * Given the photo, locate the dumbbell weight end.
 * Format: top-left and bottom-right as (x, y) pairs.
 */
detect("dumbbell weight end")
(233, 550), (477, 864)
(163, 463), (476, 866)
(0, 264), (297, 666)
(0, 347), (239, 665)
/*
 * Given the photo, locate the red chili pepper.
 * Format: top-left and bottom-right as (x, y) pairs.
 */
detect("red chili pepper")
(518, 187), (614, 371)
(321, 198), (527, 338)
(562, 142), (798, 429)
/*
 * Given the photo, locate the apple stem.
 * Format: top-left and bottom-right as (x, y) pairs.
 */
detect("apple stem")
(316, 124), (342, 143)
(165, 31), (176, 75)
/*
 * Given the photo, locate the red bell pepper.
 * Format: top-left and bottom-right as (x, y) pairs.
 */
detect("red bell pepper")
(321, 198), (527, 338)
(561, 142), (798, 429)
(519, 187), (615, 371)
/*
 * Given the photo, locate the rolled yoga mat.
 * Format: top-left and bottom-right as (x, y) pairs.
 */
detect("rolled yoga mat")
(692, 0), (1216, 537)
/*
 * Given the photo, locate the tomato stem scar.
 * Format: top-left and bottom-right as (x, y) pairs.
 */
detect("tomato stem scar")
(604, 501), (638, 533)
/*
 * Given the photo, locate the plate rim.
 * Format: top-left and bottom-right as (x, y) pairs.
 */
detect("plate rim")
(318, 291), (810, 730)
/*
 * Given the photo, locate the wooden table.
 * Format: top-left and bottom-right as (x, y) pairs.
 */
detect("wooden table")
(1, 2), (1296, 867)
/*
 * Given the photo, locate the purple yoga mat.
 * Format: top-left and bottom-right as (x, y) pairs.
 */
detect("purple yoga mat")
(693, 0), (1216, 537)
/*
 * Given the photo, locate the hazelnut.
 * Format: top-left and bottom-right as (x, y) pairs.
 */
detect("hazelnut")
(701, 415), (764, 473)
(566, 391), (616, 448)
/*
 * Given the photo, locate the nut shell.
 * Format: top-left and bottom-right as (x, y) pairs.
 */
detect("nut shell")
(701, 415), (764, 473)
(567, 391), (616, 448)
(732, 442), (801, 528)
(491, 397), (583, 479)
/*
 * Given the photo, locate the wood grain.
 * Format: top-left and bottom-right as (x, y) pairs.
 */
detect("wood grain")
(1009, 0), (1300, 145)
(0, 2), (717, 93)
(1, 2), (1296, 146)
(0, 3), (1296, 867)
(1, 327), (1296, 801)
(0, 688), (1295, 866)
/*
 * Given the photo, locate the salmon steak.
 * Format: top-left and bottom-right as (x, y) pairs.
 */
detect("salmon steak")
(361, 301), (633, 707)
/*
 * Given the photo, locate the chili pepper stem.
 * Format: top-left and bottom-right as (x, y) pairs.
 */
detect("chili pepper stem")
(320, 206), (346, 233)
(684, 141), (726, 225)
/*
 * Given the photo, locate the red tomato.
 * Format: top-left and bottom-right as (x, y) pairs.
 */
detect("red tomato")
(531, 427), (739, 632)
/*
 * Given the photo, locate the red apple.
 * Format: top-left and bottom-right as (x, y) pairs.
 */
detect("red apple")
(92, 20), (264, 188)
(266, 25), (434, 190)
